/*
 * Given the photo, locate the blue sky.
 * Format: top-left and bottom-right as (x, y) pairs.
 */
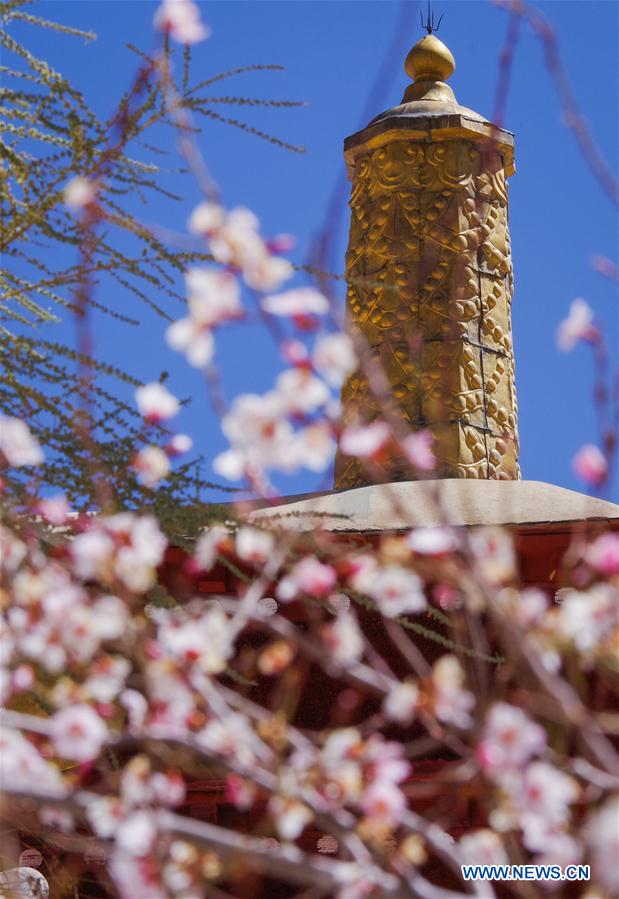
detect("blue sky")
(11, 1), (618, 500)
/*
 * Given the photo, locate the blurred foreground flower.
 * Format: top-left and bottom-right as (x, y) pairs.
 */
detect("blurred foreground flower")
(573, 443), (608, 486)
(0, 416), (44, 467)
(557, 298), (597, 351)
(154, 0), (210, 44)
(135, 383), (179, 422)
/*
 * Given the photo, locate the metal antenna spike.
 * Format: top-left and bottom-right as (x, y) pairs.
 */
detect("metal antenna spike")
(420, 0), (443, 35)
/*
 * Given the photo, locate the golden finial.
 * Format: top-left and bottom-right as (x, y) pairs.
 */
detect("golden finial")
(404, 34), (456, 81)
(405, 34), (455, 84)
(402, 5), (456, 105)
(404, 2), (454, 85)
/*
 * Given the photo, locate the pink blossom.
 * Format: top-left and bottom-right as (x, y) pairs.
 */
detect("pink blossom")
(154, 0), (209, 44)
(158, 604), (233, 674)
(313, 334), (357, 387)
(235, 526), (274, 564)
(585, 532), (619, 575)
(198, 714), (259, 767)
(586, 796), (619, 892)
(431, 655), (474, 729)
(524, 825), (582, 868)
(194, 524), (229, 570)
(85, 656), (130, 702)
(556, 298), (596, 351)
(71, 527), (115, 582)
(339, 421), (390, 459)
(187, 201), (225, 235)
(262, 287), (330, 317)
(135, 383), (179, 422)
(220, 392), (294, 471)
(121, 755), (154, 806)
(294, 422), (336, 472)
(205, 206), (292, 291)
(121, 689), (148, 731)
(244, 254), (294, 292)
(498, 587), (548, 627)
(281, 339), (309, 366)
(116, 810), (158, 856)
(0, 416), (44, 467)
(166, 433), (193, 456)
(408, 526), (459, 556)
(63, 176), (97, 210)
(346, 554), (378, 594)
(469, 526), (516, 586)
(277, 557), (337, 601)
(37, 494), (71, 526)
(212, 448), (246, 481)
(166, 316), (215, 368)
(323, 611), (364, 665)
(146, 666), (195, 737)
(382, 681), (419, 724)
(71, 514), (166, 594)
(573, 443), (608, 486)
(226, 774), (256, 810)
(459, 830), (508, 865)
(276, 368), (330, 414)
(11, 664), (34, 693)
(269, 796), (313, 840)
(167, 268), (242, 367)
(365, 736), (411, 786)
(364, 564), (426, 618)
(88, 796), (124, 839)
(516, 762), (579, 839)
(478, 703), (546, 773)
(0, 528), (26, 573)
(556, 584), (616, 654)
(50, 704), (108, 761)
(109, 848), (165, 899)
(360, 779), (407, 824)
(0, 728), (63, 791)
(185, 268), (242, 327)
(402, 429), (435, 471)
(151, 771), (185, 807)
(133, 446), (170, 487)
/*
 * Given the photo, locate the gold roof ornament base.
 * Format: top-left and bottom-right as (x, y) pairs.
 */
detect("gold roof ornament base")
(335, 32), (519, 489)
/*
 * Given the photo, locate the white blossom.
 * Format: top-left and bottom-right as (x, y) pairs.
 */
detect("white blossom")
(555, 584), (617, 654)
(313, 333), (357, 387)
(50, 704), (108, 761)
(0, 417), (44, 467)
(277, 557), (336, 602)
(269, 796), (313, 841)
(188, 201), (225, 235)
(235, 526), (274, 564)
(431, 655), (474, 729)
(63, 176), (96, 209)
(154, 0), (209, 44)
(586, 796), (619, 892)
(294, 422), (336, 472)
(340, 421), (390, 459)
(383, 681), (419, 724)
(323, 611), (364, 665)
(134, 446), (171, 487)
(364, 564), (427, 618)
(262, 287), (329, 317)
(275, 368), (330, 415)
(556, 298), (595, 351)
(135, 383), (179, 422)
(478, 703), (546, 774)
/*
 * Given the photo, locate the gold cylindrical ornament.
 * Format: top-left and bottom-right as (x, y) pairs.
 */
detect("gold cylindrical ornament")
(334, 135), (519, 489)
